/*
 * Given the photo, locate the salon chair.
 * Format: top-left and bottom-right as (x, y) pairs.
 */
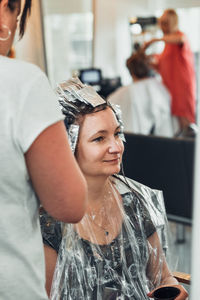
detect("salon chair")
(172, 271), (190, 285)
(122, 133), (194, 225)
(122, 133), (193, 286)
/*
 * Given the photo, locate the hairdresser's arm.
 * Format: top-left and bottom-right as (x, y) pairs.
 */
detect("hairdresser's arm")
(43, 245), (57, 297)
(143, 32), (184, 50)
(162, 32), (185, 44)
(25, 120), (87, 223)
(146, 232), (188, 299)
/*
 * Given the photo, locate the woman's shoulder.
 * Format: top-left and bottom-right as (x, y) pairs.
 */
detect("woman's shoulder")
(113, 175), (166, 227)
(177, 30), (184, 37)
(108, 84), (132, 102)
(114, 174), (163, 198)
(113, 175), (158, 238)
(0, 56), (45, 82)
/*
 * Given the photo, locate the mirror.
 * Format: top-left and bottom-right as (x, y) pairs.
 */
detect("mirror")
(40, 1), (198, 293)
(42, 0), (93, 86)
(92, 1), (200, 296)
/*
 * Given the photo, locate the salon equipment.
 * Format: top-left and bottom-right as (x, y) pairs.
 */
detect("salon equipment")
(78, 68), (122, 98)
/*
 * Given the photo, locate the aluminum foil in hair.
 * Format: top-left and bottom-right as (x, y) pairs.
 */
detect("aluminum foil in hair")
(67, 124), (79, 153)
(56, 77), (125, 152)
(57, 77), (105, 107)
(111, 103), (126, 142)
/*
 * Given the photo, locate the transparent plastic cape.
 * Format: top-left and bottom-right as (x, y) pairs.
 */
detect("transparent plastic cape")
(50, 175), (171, 300)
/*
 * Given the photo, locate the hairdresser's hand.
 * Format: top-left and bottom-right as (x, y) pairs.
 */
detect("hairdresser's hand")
(142, 38), (161, 50)
(147, 284), (188, 300)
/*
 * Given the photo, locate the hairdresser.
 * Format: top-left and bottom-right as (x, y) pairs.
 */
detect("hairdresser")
(143, 9), (196, 134)
(0, 1), (87, 299)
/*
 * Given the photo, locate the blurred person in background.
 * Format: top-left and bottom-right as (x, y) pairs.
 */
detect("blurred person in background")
(108, 51), (174, 137)
(143, 9), (196, 136)
(0, 1), (87, 299)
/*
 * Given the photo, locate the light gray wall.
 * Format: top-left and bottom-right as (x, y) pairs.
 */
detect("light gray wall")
(148, 0), (200, 10)
(42, 0), (91, 14)
(14, 0), (92, 73)
(15, 0), (46, 72)
(94, 0), (149, 83)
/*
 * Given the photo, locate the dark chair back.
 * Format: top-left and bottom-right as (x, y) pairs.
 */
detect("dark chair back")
(122, 133), (195, 225)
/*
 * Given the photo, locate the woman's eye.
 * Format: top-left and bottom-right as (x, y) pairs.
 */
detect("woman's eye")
(92, 136), (104, 142)
(115, 131), (125, 141)
(115, 131), (121, 137)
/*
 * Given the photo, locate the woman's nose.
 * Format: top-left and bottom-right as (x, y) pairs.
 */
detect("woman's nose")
(108, 139), (121, 153)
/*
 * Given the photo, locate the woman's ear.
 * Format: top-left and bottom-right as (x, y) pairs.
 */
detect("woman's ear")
(0, 0), (9, 11)
(0, 0), (9, 27)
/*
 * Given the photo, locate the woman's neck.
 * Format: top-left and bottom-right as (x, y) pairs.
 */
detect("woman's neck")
(85, 175), (112, 205)
(132, 75), (148, 82)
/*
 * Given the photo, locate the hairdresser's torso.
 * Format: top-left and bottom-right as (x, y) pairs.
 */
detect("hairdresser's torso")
(158, 31), (196, 123)
(0, 55), (63, 300)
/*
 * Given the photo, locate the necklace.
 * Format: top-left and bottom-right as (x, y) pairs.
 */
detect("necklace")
(86, 179), (117, 236)
(87, 214), (110, 236)
(91, 218), (109, 236)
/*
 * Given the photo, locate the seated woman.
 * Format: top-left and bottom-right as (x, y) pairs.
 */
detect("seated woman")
(40, 78), (188, 300)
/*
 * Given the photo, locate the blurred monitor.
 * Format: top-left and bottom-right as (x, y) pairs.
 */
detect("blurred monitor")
(79, 68), (102, 85)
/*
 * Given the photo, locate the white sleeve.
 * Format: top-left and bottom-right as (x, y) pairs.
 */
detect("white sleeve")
(108, 90), (121, 105)
(151, 82), (174, 137)
(15, 70), (65, 153)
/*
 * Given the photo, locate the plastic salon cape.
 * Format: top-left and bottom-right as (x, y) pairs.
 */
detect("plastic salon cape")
(40, 175), (169, 300)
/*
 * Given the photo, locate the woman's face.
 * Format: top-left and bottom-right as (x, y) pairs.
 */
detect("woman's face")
(159, 13), (177, 34)
(76, 107), (124, 179)
(0, 0), (21, 56)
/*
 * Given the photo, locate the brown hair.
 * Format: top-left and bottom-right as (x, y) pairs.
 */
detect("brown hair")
(19, 0), (32, 37)
(162, 9), (178, 26)
(165, 9), (178, 18)
(126, 52), (151, 79)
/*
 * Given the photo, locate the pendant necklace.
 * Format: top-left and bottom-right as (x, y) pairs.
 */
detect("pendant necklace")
(87, 214), (110, 236)
(87, 179), (116, 236)
(92, 219), (109, 236)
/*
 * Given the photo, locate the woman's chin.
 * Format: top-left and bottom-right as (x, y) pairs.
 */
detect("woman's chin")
(107, 165), (121, 176)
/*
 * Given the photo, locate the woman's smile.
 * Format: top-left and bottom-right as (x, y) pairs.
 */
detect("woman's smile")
(103, 157), (121, 164)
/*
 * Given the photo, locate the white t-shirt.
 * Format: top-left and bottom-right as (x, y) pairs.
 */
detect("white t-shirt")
(0, 56), (64, 300)
(108, 77), (174, 137)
